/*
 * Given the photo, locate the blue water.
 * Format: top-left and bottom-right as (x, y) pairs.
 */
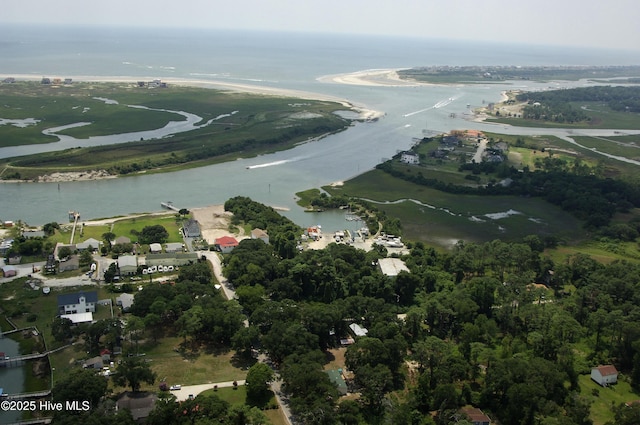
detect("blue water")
(1, 24), (639, 227)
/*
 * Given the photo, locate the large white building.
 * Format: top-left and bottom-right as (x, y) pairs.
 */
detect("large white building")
(58, 291), (97, 314)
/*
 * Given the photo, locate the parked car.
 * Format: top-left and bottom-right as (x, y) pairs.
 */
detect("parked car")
(170, 385), (181, 391)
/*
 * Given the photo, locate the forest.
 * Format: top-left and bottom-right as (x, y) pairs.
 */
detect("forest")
(516, 86), (640, 123)
(41, 196), (640, 425)
(197, 198), (640, 424)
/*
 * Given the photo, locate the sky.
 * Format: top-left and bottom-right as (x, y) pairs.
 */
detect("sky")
(3, 0), (640, 51)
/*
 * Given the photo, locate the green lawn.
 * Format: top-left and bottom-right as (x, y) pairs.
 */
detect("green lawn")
(578, 374), (640, 425)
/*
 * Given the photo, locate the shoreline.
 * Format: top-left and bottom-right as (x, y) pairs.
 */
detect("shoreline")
(317, 68), (431, 87)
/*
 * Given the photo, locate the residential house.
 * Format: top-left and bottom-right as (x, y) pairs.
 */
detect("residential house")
(118, 255), (138, 276)
(145, 252), (197, 267)
(165, 242), (184, 253)
(251, 228), (269, 244)
(214, 236), (239, 254)
(76, 238), (101, 251)
(457, 407), (491, 425)
(58, 291), (98, 315)
(1, 265), (17, 278)
(400, 151), (420, 165)
(591, 365), (618, 387)
(183, 219), (201, 238)
(22, 230), (45, 239)
(116, 293), (135, 312)
(83, 356), (104, 370)
(349, 323), (368, 337)
(58, 256), (80, 272)
(116, 392), (157, 423)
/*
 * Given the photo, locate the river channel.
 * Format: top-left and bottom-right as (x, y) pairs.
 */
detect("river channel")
(1, 76), (638, 230)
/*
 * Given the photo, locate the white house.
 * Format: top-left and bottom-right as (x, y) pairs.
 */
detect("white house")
(591, 365), (618, 387)
(400, 151), (420, 165)
(58, 291), (98, 315)
(349, 323), (368, 337)
(251, 228), (270, 244)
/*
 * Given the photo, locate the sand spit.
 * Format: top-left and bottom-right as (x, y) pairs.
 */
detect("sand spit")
(318, 68), (428, 87)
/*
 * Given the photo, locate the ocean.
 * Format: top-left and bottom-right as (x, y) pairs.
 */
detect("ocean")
(1, 24), (639, 227)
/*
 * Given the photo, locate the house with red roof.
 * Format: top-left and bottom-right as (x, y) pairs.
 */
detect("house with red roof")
(214, 236), (239, 254)
(591, 365), (618, 387)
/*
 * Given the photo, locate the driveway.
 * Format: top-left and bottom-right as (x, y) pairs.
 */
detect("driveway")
(169, 380), (246, 401)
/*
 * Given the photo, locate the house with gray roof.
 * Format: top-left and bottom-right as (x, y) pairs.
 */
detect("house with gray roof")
(118, 255), (138, 275)
(183, 219), (201, 238)
(58, 291), (98, 314)
(116, 293), (135, 312)
(76, 238), (101, 251)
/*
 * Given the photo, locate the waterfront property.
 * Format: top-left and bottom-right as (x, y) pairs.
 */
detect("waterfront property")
(214, 236), (239, 254)
(57, 291), (98, 314)
(183, 219), (202, 238)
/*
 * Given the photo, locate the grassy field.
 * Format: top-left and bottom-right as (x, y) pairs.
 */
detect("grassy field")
(0, 82), (351, 180)
(578, 374), (638, 425)
(485, 101), (640, 130)
(200, 386), (288, 425)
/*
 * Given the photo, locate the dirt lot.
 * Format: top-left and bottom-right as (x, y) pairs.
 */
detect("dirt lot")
(190, 205), (246, 244)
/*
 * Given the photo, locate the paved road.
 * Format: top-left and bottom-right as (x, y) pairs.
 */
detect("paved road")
(198, 250), (236, 300)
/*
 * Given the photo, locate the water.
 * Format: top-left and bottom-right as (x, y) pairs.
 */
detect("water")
(0, 337), (25, 424)
(1, 24), (639, 229)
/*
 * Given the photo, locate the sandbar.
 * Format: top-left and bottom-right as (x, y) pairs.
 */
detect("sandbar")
(318, 68), (428, 87)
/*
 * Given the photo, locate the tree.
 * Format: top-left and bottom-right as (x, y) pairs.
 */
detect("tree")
(102, 232), (116, 251)
(113, 357), (156, 392)
(245, 362), (274, 407)
(138, 225), (169, 244)
(52, 368), (108, 408)
(58, 245), (72, 260)
(51, 317), (74, 342)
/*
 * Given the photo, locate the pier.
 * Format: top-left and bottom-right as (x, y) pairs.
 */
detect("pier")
(161, 201), (179, 212)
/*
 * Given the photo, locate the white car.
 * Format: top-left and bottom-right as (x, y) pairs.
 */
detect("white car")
(169, 385), (181, 391)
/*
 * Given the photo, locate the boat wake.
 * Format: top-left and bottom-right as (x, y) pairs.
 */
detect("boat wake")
(246, 156), (307, 169)
(403, 95), (461, 117)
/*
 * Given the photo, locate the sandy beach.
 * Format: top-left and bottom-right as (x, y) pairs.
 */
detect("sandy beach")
(318, 68), (427, 87)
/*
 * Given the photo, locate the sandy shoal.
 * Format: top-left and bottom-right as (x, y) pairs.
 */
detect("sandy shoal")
(317, 68), (429, 87)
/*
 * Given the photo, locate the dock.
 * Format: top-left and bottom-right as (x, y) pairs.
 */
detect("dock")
(161, 201), (179, 212)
